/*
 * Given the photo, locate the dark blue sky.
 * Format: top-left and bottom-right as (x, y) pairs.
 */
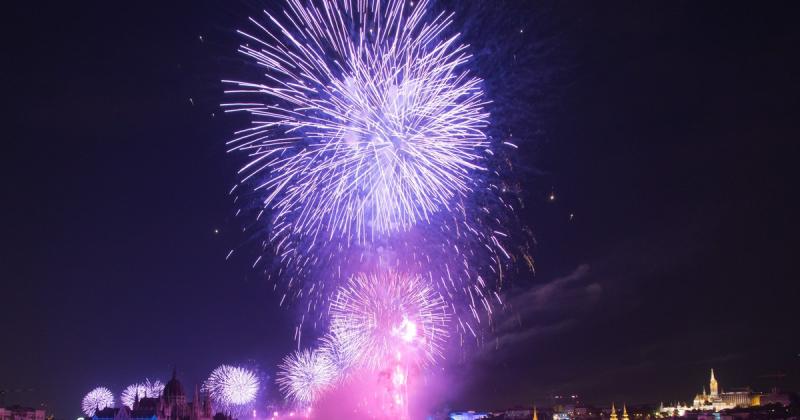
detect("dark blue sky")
(2, 0), (799, 417)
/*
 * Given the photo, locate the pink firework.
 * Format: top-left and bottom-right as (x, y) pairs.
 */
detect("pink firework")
(328, 271), (450, 370)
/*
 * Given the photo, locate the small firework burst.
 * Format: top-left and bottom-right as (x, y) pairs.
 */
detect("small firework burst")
(82, 387), (114, 416)
(121, 379), (165, 408)
(203, 365), (260, 413)
(276, 348), (337, 405)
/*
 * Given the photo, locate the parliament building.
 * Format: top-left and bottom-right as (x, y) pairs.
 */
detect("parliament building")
(93, 370), (221, 420)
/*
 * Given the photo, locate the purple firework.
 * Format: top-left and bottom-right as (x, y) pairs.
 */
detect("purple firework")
(225, 0), (489, 246)
(224, 0), (526, 351)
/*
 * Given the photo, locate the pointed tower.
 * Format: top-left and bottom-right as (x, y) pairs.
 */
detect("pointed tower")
(622, 405), (629, 420)
(610, 403), (618, 420)
(533, 406), (538, 420)
(192, 385), (201, 419)
(202, 391), (212, 418)
(709, 369), (719, 397)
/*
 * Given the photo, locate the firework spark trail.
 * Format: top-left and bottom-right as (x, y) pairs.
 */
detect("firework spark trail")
(328, 271), (450, 370)
(225, 0), (490, 247)
(318, 333), (355, 378)
(202, 365), (260, 412)
(121, 379), (165, 408)
(276, 348), (338, 404)
(226, 0), (529, 352)
(82, 387), (114, 416)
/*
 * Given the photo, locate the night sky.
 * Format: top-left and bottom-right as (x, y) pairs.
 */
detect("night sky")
(3, 1), (799, 418)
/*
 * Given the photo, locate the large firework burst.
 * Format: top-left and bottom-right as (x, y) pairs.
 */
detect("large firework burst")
(120, 379), (165, 408)
(225, 0), (528, 354)
(81, 387), (115, 416)
(225, 0), (489, 246)
(328, 270), (450, 370)
(203, 365), (260, 412)
(276, 348), (338, 405)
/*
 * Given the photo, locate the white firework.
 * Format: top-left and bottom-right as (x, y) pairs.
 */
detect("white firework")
(81, 387), (115, 416)
(276, 348), (337, 404)
(203, 365), (260, 411)
(121, 379), (165, 408)
(225, 0), (490, 247)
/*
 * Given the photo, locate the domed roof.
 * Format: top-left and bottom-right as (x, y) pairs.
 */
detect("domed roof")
(163, 368), (185, 398)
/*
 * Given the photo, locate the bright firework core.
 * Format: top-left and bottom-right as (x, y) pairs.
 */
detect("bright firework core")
(329, 271), (450, 370)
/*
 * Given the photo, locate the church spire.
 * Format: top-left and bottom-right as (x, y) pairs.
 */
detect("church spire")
(709, 369), (719, 397)
(533, 406), (538, 420)
(622, 405), (629, 420)
(610, 403), (618, 420)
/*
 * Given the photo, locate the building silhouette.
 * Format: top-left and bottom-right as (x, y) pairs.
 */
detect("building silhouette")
(93, 369), (216, 420)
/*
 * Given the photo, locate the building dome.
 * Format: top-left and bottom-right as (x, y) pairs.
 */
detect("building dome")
(163, 368), (185, 399)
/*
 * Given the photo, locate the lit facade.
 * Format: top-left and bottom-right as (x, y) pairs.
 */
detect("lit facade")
(661, 369), (757, 415)
(0, 406), (45, 420)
